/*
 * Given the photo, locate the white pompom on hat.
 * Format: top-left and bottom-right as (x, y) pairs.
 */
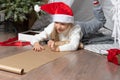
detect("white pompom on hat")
(34, 5), (41, 12)
(34, 2), (74, 23)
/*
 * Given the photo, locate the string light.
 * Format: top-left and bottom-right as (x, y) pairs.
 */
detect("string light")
(111, 0), (120, 47)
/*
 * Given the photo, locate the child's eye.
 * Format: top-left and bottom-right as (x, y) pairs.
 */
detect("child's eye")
(55, 22), (59, 24)
(61, 23), (67, 26)
(61, 23), (65, 25)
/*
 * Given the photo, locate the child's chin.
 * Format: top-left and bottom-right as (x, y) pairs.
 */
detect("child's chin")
(57, 32), (62, 33)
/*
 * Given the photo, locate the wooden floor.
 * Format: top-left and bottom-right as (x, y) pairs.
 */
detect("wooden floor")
(0, 32), (120, 80)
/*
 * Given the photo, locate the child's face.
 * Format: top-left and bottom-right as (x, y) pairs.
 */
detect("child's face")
(54, 22), (70, 33)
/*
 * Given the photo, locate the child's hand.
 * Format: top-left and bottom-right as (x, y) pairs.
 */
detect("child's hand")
(51, 46), (60, 52)
(33, 42), (45, 52)
(47, 40), (55, 48)
(47, 40), (60, 52)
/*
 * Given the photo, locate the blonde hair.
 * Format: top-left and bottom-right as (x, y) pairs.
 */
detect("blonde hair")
(50, 23), (73, 41)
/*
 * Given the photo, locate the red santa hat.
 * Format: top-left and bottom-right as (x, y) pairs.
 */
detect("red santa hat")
(34, 2), (74, 23)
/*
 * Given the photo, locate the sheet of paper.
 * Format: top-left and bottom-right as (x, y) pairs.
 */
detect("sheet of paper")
(0, 46), (70, 74)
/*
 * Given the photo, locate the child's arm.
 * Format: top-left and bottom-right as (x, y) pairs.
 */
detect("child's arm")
(47, 40), (59, 52)
(31, 22), (54, 45)
(58, 25), (82, 51)
(31, 23), (55, 52)
(47, 40), (70, 52)
(47, 39), (84, 52)
(55, 41), (84, 50)
(55, 41), (69, 46)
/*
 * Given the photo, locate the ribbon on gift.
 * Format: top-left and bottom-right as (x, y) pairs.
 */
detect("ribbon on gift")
(107, 49), (120, 65)
(0, 36), (30, 46)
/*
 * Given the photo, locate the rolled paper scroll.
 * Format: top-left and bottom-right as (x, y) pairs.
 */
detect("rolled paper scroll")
(0, 64), (24, 75)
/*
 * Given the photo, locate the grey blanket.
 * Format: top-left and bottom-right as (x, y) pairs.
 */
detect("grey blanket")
(81, 32), (114, 44)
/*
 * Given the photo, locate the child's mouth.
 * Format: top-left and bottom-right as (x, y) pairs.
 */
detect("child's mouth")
(57, 29), (64, 33)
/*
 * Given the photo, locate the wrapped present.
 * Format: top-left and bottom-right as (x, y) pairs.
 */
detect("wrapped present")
(107, 49), (120, 65)
(18, 30), (40, 42)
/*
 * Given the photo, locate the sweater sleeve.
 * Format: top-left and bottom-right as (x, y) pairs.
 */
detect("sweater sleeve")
(59, 25), (83, 51)
(31, 22), (54, 45)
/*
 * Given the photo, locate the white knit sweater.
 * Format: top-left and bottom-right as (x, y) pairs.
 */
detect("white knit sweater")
(31, 22), (83, 51)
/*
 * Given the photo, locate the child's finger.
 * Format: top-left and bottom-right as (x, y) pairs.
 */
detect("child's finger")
(47, 40), (52, 47)
(40, 46), (45, 50)
(50, 42), (55, 48)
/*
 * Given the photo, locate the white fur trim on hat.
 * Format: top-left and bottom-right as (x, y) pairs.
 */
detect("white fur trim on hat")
(34, 5), (41, 12)
(52, 14), (74, 23)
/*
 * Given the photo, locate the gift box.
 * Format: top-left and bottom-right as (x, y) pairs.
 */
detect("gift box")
(107, 49), (120, 65)
(18, 30), (40, 42)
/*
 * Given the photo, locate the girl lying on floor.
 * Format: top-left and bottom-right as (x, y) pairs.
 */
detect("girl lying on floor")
(31, 0), (106, 52)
